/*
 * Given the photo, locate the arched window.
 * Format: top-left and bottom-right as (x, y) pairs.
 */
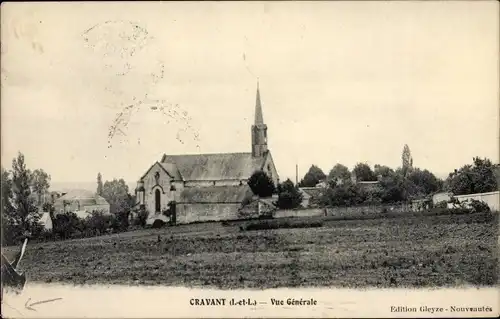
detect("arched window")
(155, 189), (161, 212)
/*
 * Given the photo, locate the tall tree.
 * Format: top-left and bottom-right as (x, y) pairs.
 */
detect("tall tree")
(299, 165), (326, 187)
(97, 172), (103, 196)
(1, 167), (19, 244)
(327, 164), (351, 184)
(11, 153), (40, 234)
(353, 163), (377, 182)
(402, 144), (413, 177)
(1, 167), (15, 221)
(31, 169), (51, 207)
(248, 170), (275, 198)
(276, 179), (303, 209)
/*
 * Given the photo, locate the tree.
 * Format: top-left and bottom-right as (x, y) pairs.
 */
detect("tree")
(446, 157), (498, 195)
(318, 183), (366, 207)
(11, 153), (41, 236)
(101, 178), (132, 214)
(352, 163), (377, 182)
(2, 167), (20, 245)
(374, 164), (394, 178)
(378, 169), (422, 203)
(327, 164), (351, 184)
(2, 167), (15, 221)
(52, 212), (85, 240)
(247, 170), (275, 198)
(132, 205), (149, 227)
(85, 211), (114, 236)
(276, 179), (303, 209)
(402, 144), (413, 177)
(97, 172), (103, 196)
(407, 168), (443, 195)
(378, 172), (406, 203)
(31, 169), (51, 207)
(299, 165), (326, 187)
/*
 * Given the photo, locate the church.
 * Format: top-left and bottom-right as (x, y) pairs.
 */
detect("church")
(135, 84), (279, 224)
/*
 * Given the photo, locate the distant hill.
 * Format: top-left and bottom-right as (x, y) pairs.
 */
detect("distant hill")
(50, 181), (136, 193)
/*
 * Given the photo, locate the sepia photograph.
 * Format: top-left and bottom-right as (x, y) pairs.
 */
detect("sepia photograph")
(1, 1), (499, 318)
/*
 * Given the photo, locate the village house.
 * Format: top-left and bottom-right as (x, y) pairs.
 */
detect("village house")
(53, 189), (111, 217)
(135, 84), (279, 224)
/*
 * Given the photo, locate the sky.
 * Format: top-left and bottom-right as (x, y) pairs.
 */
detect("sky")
(1, 1), (499, 191)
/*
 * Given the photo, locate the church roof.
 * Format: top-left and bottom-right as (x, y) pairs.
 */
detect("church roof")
(158, 162), (183, 180)
(161, 152), (267, 181)
(178, 185), (253, 203)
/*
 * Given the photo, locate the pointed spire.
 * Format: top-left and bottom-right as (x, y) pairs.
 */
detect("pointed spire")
(255, 80), (264, 125)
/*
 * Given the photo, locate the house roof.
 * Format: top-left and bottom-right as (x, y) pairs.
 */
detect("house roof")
(39, 212), (52, 225)
(54, 189), (109, 206)
(299, 187), (323, 198)
(178, 185), (253, 203)
(238, 196), (277, 217)
(161, 152), (267, 181)
(74, 211), (91, 219)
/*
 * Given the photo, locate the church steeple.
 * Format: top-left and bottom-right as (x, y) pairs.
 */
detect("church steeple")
(251, 80), (268, 157)
(255, 81), (264, 125)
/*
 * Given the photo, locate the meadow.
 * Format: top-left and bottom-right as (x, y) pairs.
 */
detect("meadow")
(3, 210), (498, 289)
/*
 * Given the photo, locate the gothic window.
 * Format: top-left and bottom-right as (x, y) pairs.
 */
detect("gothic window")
(154, 171), (160, 183)
(155, 189), (161, 212)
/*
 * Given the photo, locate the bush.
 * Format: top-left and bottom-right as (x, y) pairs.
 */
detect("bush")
(435, 201), (448, 209)
(111, 211), (130, 232)
(276, 181), (303, 209)
(248, 170), (275, 197)
(37, 229), (54, 242)
(468, 199), (491, 213)
(52, 212), (85, 240)
(132, 206), (149, 227)
(242, 219), (323, 231)
(85, 211), (114, 234)
(151, 219), (166, 229)
(2, 222), (24, 246)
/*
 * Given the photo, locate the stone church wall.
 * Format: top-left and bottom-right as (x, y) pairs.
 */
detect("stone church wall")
(142, 163), (175, 213)
(176, 203), (241, 224)
(262, 154), (279, 187)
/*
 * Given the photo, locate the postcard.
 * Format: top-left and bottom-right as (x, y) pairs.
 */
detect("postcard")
(1, 1), (499, 318)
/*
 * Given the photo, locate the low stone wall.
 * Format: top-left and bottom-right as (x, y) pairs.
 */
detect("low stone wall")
(176, 203), (241, 224)
(451, 191), (499, 211)
(272, 204), (411, 220)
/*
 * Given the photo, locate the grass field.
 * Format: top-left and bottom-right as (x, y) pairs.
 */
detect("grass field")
(3, 211), (498, 289)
